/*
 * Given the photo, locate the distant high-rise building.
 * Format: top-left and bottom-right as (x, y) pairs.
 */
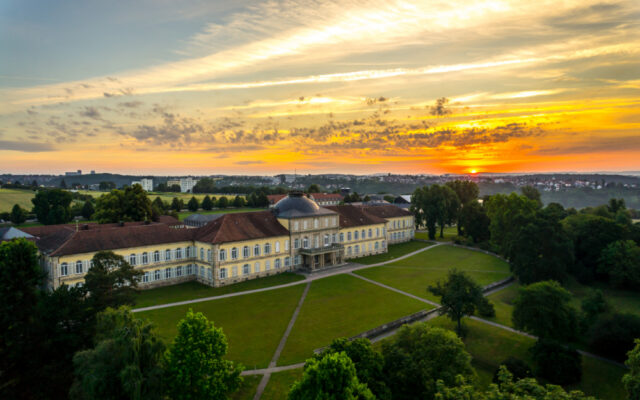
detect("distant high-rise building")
(90, 170), (95, 174)
(131, 178), (153, 192)
(65, 169), (82, 176)
(167, 178), (198, 193)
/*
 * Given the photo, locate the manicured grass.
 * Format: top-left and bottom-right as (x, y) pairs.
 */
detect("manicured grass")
(486, 282), (521, 327)
(230, 375), (261, 400)
(428, 317), (626, 400)
(277, 274), (430, 366)
(354, 245), (511, 302)
(134, 272), (305, 308)
(415, 226), (458, 242)
(262, 368), (304, 400)
(352, 240), (433, 265)
(138, 284), (306, 369)
(0, 188), (36, 212)
(177, 208), (263, 221)
(566, 278), (640, 317)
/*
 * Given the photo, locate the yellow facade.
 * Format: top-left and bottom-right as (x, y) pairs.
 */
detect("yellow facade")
(339, 223), (387, 259)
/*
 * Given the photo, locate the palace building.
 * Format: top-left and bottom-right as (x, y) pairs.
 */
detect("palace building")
(20, 192), (414, 290)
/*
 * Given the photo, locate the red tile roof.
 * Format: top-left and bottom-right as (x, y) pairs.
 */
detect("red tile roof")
(359, 205), (413, 219)
(196, 211), (289, 244)
(325, 205), (387, 228)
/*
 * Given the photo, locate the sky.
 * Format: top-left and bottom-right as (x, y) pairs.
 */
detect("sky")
(1, 0), (639, 176)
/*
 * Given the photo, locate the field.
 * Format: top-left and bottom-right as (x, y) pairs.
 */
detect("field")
(352, 240), (433, 265)
(138, 284), (306, 369)
(415, 225), (458, 242)
(277, 274), (430, 366)
(261, 369), (303, 400)
(134, 272), (305, 308)
(177, 208), (263, 221)
(354, 245), (511, 302)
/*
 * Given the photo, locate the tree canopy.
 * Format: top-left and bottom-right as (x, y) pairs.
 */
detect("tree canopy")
(598, 239), (640, 289)
(187, 196), (200, 212)
(32, 188), (74, 225)
(623, 339), (640, 400)
(202, 195), (214, 211)
(10, 204), (27, 224)
(93, 185), (152, 223)
(84, 251), (143, 311)
(411, 184), (459, 239)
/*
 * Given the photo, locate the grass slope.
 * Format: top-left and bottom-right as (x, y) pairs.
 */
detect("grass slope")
(134, 272), (305, 308)
(138, 284), (306, 369)
(230, 375), (261, 400)
(415, 226), (458, 242)
(354, 245), (511, 302)
(261, 368), (304, 400)
(0, 188), (36, 212)
(277, 274), (429, 366)
(351, 240), (433, 265)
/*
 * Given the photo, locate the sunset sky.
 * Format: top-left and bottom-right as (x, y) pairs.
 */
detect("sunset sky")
(1, 0), (639, 175)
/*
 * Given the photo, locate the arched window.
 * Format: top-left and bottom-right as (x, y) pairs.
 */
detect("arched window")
(154, 251), (160, 263)
(200, 266), (204, 276)
(75, 260), (83, 274)
(176, 266), (183, 276)
(254, 262), (260, 273)
(368, 229), (372, 238)
(275, 241), (280, 253)
(243, 264), (250, 275)
(243, 246), (249, 258)
(175, 248), (182, 259)
(275, 258), (281, 269)
(185, 246), (190, 258)
(347, 232), (352, 241)
(376, 228), (380, 237)
(264, 243), (271, 254)
(231, 247), (238, 260)
(355, 245), (360, 254)
(361, 229), (366, 239)
(219, 249), (226, 261)
(142, 252), (148, 264)
(254, 244), (260, 256)
(165, 268), (172, 279)
(220, 268), (227, 279)
(154, 270), (161, 280)
(165, 249), (171, 261)
(375, 241), (379, 250)
(129, 254), (137, 266)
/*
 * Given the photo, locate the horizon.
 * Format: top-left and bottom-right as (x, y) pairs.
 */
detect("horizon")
(1, 0), (639, 175)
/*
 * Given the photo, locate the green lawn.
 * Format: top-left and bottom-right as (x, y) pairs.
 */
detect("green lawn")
(486, 282), (521, 327)
(354, 245), (511, 302)
(415, 226), (458, 242)
(138, 284), (306, 369)
(230, 375), (261, 400)
(261, 368), (304, 400)
(134, 272), (306, 308)
(566, 278), (640, 317)
(277, 274), (430, 366)
(352, 240), (433, 265)
(0, 188), (37, 212)
(427, 317), (626, 400)
(177, 208), (263, 221)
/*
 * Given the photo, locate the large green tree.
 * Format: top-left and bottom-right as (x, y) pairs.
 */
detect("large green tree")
(192, 177), (216, 193)
(202, 195), (214, 211)
(598, 240), (640, 289)
(445, 180), (479, 235)
(411, 184), (459, 240)
(459, 200), (490, 243)
(84, 251), (143, 311)
(623, 339), (640, 400)
(32, 188), (74, 225)
(187, 196), (200, 212)
(382, 323), (473, 400)
(70, 307), (165, 400)
(164, 310), (242, 400)
(93, 185), (152, 223)
(428, 269), (492, 335)
(485, 193), (538, 256)
(520, 185), (542, 206)
(81, 200), (95, 220)
(289, 352), (374, 400)
(512, 281), (578, 342)
(10, 204), (27, 224)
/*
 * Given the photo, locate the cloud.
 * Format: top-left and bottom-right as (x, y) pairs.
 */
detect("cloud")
(78, 106), (102, 120)
(234, 160), (265, 165)
(429, 97), (452, 116)
(0, 140), (54, 152)
(534, 135), (640, 155)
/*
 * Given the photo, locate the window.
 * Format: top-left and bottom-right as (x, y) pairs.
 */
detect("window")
(61, 262), (68, 276)
(200, 266), (205, 277)
(368, 243), (372, 251)
(165, 249), (171, 261)
(165, 268), (172, 279)
(313, 219), (318, 229)
(219, 249), (226, 261)
(152, 251), (159, 263)
(207, 268), (212, 280)
(324, 234), (329, 246)
(368, 229), (372, 238)
(243, 264), (250, 275)
(220, 268), (227, 279)
(284, 257), (290, 267)
(354, 230), (359, 240)
(231, 247), (238, 260)
(303, 220), (308, 229)
(324, 218), (328, 227)
(376, 228), (380, 237)
(382, 240), (386, 248)
(332, 234), (336, 244)
(339, 233), (344, 242)
(143, 272), (149, 283)
(254, 244), (260, 256)
(314, 236), (319, 248)
(275, 258), (281, 269)
(187, 264), (193, 275)
(75, 260), (83, 274)
(207, 249), (212, 262)
(142, 252), (148, 265)
(129, 254), (137, 266)
(347, 246), (352, 255)
(275, 241), (280, 253)
(243, 246), (249, 258)
(355, 245), (360, 254)
(232, 266), (238, 277)
(200, 248), (204, 260)
(294, 255), (301, 265)
(333, 217), (338, 226)
(154, 270), (161, 280)
(375, 241), (379, 250)
(362, 229), (366, 238)
(285, 240), (289, 251)
(176, 266), (183, 276)
(347, 232), (352, 241)
(176, 248), (182, 260)
(264, 243), (271, 255)
(254, 262), (260, 273)
(294, 221), (299, 231)
(185, 246), (190, 258)
(294, 238), (300, 249)
(265, 260), (271, 270)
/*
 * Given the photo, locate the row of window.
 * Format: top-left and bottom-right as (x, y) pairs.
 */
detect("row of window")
(391, 218), (412, 229)
(141, 264), (211, 283)
(390, 231), (410, 240)
(346, 240), (386, 256)
(218, 240), (288, 261)
(219, 257), (290, 278)
(292, 217), (338, 232)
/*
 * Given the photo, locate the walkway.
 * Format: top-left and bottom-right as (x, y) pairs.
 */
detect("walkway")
(133, 242), (442, 313)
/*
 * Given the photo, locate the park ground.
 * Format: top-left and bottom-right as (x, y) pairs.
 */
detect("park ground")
(135, 241), (629, 400)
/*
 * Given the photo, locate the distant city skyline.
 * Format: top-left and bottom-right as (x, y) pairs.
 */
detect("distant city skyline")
(1, 0), (638, 175)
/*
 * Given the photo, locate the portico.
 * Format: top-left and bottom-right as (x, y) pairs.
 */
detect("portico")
(299, 243), (344, 271)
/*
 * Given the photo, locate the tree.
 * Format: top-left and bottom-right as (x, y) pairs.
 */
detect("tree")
(233, 195), (245, 208)
(623, 339), (640, 400)
(10, 204), (27, 224)
(512, 281), (578, 342)
(307, 184), (321, 193)
(314, 338), (389, 399)
(428, 269), (490, 335)
(93, 185), (152, 223)
(217, 196), (229, 209)
(165, 309), (242, 400)
(152, 196), (166, 212)
(84, 251), (143, 312)
(598, 240), (640, 289)
(485, 193), (538, 257)
(60, 179), (68, 189)
(192, 177), (216, 193)
(459, 200), (490, 242)
(608, 198), (626, 214)
(530, 339), (582, 385)
(382, 322), (473, 400)
(81, 200), (95, 220)
(411, 185), (458, 240)
(32, 188), (74, 225)
(171, 197), (183, 212)
(99, 181), (116, 190)
(588, 313), (640, 362)
(445, 180), (479, 235)
(202, 195), (214, 211)
(256, 192), (269, 207)
(491, 357), (532, 383)
(580, 289), (609, 327)
(70, 307), (165, 400)
(187, 196), (200, 212)
(289, 352), (374, 400)
(520, 186), (542, 206)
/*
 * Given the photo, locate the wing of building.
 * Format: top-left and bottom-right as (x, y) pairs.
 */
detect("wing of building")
(19, 192), (414, 290)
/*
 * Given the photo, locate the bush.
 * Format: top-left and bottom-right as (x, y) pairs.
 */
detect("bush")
(492, 357), (532, 383)
(477, 297), (496, 317)
(588, 313), (640, 362)
(531, 339), (581, 385)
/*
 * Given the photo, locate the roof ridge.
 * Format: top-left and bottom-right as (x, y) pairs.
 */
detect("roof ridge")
(50, 229), (79, 256)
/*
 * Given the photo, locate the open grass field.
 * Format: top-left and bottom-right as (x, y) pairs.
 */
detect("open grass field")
(354, 245), (511, 303)
(138, 284), (306, 369)
(277, 274), (430, 366)
(352, 240), (433, 265)
(567, 278), (640, 317)
(415, 226), (458, 242)
(0, 188), (37, 212)
(486, 282), (521, 327)
(231, 375), (261, 400)
(134, 272), (305, 309)
(177, 208), (263, 221)
(427, 316), (626, 400)
(261, 368), (304, 400)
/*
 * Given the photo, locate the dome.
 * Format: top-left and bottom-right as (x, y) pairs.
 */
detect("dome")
(273, 192), (336, 218)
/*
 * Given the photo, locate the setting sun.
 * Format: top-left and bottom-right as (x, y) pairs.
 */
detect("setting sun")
(470, 170), (478, 174)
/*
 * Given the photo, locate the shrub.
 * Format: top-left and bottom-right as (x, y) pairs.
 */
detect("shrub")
(492, 357), (532, 383)
(531, 339), (581, 385)
(588, 313), (640, 362)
